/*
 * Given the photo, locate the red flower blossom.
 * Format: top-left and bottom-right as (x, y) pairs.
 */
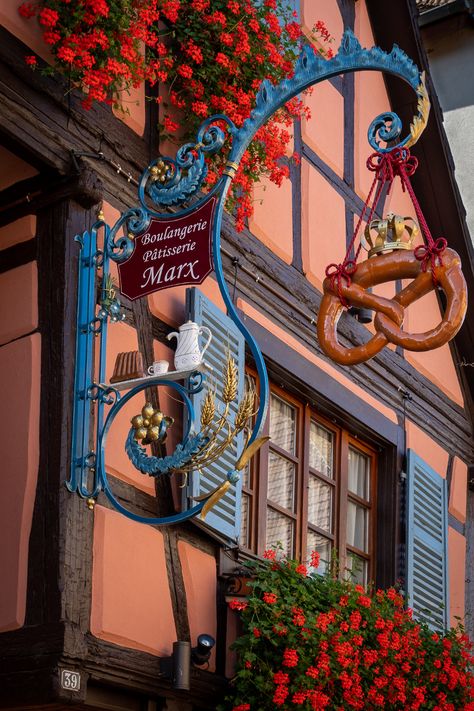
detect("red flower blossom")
(310, 550), (321, 568)
(292, 606), (305, 626)
(295, 563), (307, 576)
(57, 46), (76, 63)
(25, 55), (37, 66)
(282, 648), (298, 667)
(163, 116), (179, 133)
(273, 684), (289, 706)
(263, 592), (277, 604)
(177, 64), (193, 79)
(38, 7), (59, 26)
(191, 0), (209, 9)
(229, 599), (248, 611)
(191, 101), (208, 118)
(19, 3), (36, 19)
(184, 39), (203, 64)
(273, 671), (289, 685)
(292, 690), (307, 704)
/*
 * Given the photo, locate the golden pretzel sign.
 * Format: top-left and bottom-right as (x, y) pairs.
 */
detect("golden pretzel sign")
(317, 248), (467, 366)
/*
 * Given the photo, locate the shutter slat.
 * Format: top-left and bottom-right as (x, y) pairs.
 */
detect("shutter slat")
(185, 287), (244, 541)
(406, 450), (449, 631)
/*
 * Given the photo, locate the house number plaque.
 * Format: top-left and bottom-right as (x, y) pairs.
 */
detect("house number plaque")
(60, 669), (81, 691)
(118, 195), (216, 300)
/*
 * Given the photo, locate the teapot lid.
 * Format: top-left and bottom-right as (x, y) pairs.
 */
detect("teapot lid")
(180, 320), (197, 329)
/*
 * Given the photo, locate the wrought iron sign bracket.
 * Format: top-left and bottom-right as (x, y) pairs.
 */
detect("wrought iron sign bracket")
(68, 29), (430, 526)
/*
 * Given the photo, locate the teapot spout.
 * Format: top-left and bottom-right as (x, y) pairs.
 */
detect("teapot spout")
(167, 331), (179, 342)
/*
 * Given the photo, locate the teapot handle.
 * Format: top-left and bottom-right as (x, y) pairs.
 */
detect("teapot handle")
(199, 326), (212, 357)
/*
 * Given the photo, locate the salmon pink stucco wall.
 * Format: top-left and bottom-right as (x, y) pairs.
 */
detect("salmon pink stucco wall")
(405, 422), (449, 476)
(1, 0), (53, 63)
(449, 457), (467, 524)
(113, 85), (146, 137)
(302, 80), (344, 178)
(249, 174), (293, 265)
(0, 146), (38, 191)
(0, 215), (36, 251)
(448, 527), (466, 626)
(0, 333), (41, 631)
(104, 321), (155, 495)
(301, 161), (346, 291)
(301, 0), (343, 51)
(178, 541), (217, 671)
(0, 262), (38, 347)
(91, 506), (176, 656)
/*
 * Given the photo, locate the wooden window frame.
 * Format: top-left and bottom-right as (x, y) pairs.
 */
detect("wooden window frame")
(242, 371), (378, 583)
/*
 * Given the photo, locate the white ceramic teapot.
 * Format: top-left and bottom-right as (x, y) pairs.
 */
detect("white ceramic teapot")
(167, 320), (212, 371)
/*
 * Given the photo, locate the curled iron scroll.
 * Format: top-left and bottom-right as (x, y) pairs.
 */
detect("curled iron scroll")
(96, 378), (210, 524)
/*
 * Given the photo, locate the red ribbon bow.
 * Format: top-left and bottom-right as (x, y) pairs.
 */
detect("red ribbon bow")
(414, 237), (447, 283)
(325, 261), (357, 307)
(367, 148), (418, 189)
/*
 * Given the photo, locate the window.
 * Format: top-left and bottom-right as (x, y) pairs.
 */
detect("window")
(241, 379), (377, 584)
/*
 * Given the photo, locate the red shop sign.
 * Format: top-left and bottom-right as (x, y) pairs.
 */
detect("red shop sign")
(118, 196), (216, 300)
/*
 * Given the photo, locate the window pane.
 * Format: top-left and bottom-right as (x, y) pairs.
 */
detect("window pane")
(270, 395), (296, 453)
(268, 452), (295, 511)
(347, 500), (368, 552)
(240, 492), (250, 548)
(309, 422), (333, 478)
(348, 447), (370, 499)
(308, 474), (332, 532)
(241, 461), (251, 489)
(266, 508), (294, 557)
(346, 552), (368, 586)
(306, 530), (331, 575)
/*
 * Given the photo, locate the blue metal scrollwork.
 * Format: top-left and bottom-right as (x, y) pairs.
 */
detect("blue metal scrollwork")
(69, 29), (428, 525)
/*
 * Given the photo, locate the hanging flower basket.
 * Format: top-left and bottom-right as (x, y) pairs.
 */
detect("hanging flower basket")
(19, 0), (333, 229)
(223, 550), (474, 710)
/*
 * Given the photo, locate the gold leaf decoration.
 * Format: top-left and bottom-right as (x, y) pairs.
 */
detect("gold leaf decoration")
(222, 354), (238, 403)
(200, 390), (216, 429)
(406, 73), (430, 148)
(235, 436), (271, 471)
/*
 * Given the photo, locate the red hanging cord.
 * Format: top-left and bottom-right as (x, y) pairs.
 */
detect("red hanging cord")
(324, 146), (446, 305)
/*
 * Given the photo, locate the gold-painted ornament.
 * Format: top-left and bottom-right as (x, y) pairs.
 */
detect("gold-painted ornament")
(142, 402), (155, 420)
(132, 402), (174, 445)
(150, 160), (168, 183)
(363, 213), (418, 257)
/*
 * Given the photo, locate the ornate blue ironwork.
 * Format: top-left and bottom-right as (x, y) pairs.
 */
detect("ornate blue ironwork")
(69, 28), (428, 525)
(125, 431), (209, 475)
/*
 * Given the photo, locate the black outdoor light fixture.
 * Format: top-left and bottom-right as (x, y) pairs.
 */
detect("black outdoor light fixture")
(160, 634), (216, 691)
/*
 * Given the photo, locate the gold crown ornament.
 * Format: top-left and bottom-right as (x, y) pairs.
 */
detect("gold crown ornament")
(363, 213), (419, 258)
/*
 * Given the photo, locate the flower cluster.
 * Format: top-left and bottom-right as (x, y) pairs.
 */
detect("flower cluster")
(223, 552), (474, 710)
(19, 0), (334, 229)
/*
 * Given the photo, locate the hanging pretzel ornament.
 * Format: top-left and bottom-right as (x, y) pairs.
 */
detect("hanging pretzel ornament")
(317, 146), (467, 366)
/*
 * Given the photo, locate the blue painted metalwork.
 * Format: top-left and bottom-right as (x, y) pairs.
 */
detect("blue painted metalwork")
(69, 28), (428, 526)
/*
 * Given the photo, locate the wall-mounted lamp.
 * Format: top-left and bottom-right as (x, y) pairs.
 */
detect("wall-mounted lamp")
(160, 634), (216, 691)
(191, 633), (215, 666)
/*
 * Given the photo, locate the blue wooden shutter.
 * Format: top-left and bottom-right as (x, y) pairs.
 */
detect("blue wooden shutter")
(185, 287), (245, 541)
(406, 449), (449, 631)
